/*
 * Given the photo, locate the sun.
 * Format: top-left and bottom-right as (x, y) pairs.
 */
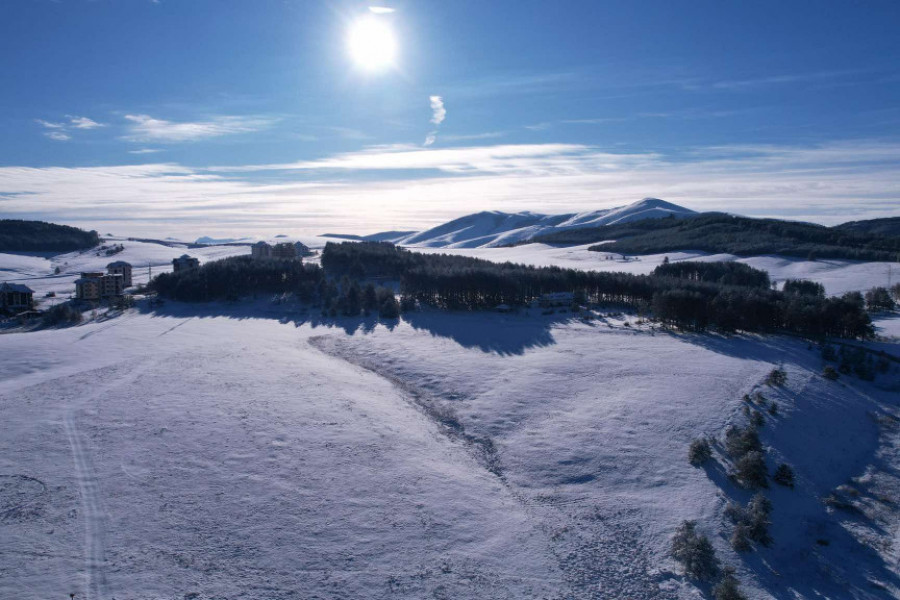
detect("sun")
(347, 16), (397, 72)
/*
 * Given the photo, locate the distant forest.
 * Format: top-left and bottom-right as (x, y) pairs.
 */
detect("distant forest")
(528, 213), (900, 262)
(0, 220), (100, 252)
(151, 242), (872, 340)
(835, 217), (900, 239)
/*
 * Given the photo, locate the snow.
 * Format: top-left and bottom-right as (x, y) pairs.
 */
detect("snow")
(1, 301), (898, 599)
(379, 198), (696, 248)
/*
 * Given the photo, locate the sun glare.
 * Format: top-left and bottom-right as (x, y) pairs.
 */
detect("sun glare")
(347, 16), (397, 72)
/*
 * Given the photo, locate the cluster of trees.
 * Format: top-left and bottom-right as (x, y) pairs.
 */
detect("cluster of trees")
(149, 254), (406, 319)
(821, 342), (890, 381)
(653, 261), (771, 288)
(529, 213), (900, 262)
(865, 286), (896, 312)
(151, 256), (325, 302)
(318, 276), (402, 319)
(321, 243), (873, 338)
(670, 521), (748, 599)
(0, 220), (100, 252)
(41, 302), (83, 326)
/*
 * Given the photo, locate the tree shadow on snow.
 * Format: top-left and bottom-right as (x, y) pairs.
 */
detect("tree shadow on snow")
(139, 300), (566, 355)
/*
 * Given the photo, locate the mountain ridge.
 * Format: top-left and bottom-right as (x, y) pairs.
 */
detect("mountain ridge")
(363, 198), (696, 248)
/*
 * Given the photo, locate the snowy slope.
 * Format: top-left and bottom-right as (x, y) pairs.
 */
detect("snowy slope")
(1, 303), (898, 599)
(373, 198), (696, 248)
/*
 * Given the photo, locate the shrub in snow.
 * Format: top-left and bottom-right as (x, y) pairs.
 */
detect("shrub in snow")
(750, 410), (765, 428)
(773, 463), (795, 488)
(822, 366), (839, 380)
(734, 451), (768, 489)
(688, 438), (712, 466)
(726, 493), (772, 549)
(724, 426), (761, 459)
(713, 566), (748, 600)
(767, 402), (778, 416)
(42, 303), (83, 326)
(766, 367), (787, 386)
(730, 524), (752, 552)
(670, 520), (719, 581)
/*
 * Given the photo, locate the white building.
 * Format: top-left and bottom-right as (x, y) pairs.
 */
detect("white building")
(107, 260), (133, 287)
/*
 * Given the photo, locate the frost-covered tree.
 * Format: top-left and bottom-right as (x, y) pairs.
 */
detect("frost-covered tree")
(688, 437), (712, 466)
(670, 520), (719, 581)
(713, 566), (747, 600)
(735, 451), (768, 489)
(724, 426), (761, 459)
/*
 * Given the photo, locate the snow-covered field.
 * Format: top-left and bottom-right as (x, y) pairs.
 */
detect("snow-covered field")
(1, 301), (899, 599)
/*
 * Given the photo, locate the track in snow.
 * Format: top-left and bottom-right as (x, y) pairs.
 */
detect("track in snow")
(64, 409), (109, 600)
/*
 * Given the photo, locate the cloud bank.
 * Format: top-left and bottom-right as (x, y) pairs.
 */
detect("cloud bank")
(1, 140), (898, 238)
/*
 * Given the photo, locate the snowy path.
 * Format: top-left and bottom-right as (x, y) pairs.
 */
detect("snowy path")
(63, 409), (109, 600)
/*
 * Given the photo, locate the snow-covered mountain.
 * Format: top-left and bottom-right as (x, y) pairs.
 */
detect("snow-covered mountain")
(367, 198), (696, 248)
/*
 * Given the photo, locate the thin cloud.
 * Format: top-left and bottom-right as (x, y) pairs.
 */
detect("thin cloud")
(368, 6), (395, 14)
(430, 96), (446, 125)
(36, 115), (105, 141)
(123, 114), (275, 142)
(424, 95), (446, 147)
(128, 148), (162, 154)
(35, 119), (65, 130)
(67, 116), (105, 129)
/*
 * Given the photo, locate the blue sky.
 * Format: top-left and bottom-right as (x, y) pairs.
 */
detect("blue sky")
(2, 0), (900, 238)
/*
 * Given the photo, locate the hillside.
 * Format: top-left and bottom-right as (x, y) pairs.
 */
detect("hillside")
(0, 220), (99, 252)
(2, 301), (898, 599)
(835, 217), (900, 238)
(529, 213), (900, 262)
(366, 198), (695, 248)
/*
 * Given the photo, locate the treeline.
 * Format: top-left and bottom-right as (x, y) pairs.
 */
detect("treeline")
(835, 216), (900, 239)
(149, 243), (873, 339)
(529, 213), (900, 262)
(322, 242), (873, 338)
(0, 220), (100, 252)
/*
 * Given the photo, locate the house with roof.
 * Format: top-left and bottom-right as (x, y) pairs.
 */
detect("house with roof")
(0, 282), (35, 312)
(107, 260), (133, 287)
(172, 254), (200, 272)
(251, 241), (272, 259)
